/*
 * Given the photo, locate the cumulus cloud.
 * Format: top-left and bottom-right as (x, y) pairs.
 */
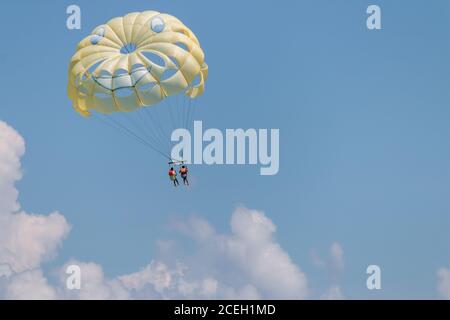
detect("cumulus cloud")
(329, 242), (344, 273)
(0, 122), (69, 299)
(437, 268), (450, 299)
(46, 207), (307, 300)
(5, 269), (57, 300)
(225, 207), (308, 298)
(0, 120), (24, 214)
(0, 120), (309, 299)
(119, 261), (174, 293)
(60, 261), (130, 300)
(118, 207), (308, 299)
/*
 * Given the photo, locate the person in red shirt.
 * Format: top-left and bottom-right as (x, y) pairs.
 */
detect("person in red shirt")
(168, 167), (179, 187)
(179, 165), (189, 186)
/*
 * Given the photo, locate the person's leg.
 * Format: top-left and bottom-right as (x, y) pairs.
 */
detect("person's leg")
(186, 177), (189, 186)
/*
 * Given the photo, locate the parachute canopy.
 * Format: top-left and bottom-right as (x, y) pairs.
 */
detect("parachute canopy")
(68, 11), (208, 117)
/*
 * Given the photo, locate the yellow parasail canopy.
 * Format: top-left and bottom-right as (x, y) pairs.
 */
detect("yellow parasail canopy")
(68, 11), (208, 117)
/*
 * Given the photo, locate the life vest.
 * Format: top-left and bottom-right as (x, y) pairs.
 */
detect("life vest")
(168, 170), (176, 176)
(180, 168), (188, 174)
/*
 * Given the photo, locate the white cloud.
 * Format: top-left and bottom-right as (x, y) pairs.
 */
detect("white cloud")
(6, 269), (57, 300)
(119, 261), (175, 293)
(0, 120), (24, 215)
(0, 121), (309, 300)
(0, 212), (70, 273)
(437, 268), (450, 299)
(310, 242), (345, 273)
(0, 121), (70, 298)
(60, 261), (130, 300)
(310, 242), (345, 299)
(225, 207), (308, 299)
(117, 207), (308, 299)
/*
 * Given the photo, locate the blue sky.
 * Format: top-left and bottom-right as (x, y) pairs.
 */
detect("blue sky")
(1, 0), (450, 299)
